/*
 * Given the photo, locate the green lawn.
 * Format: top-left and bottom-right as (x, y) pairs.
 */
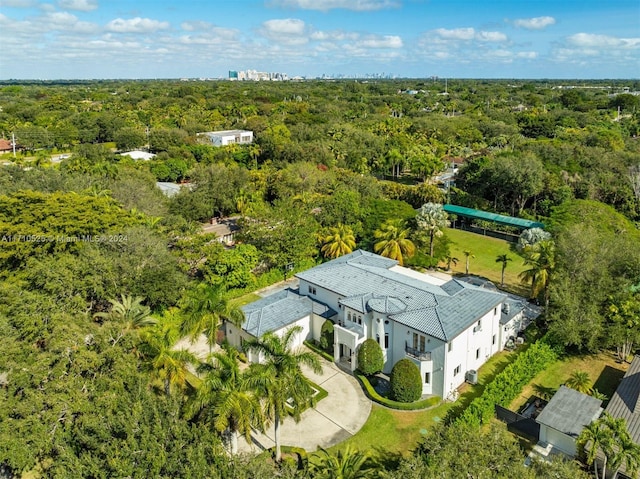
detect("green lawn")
(229, 292), (261, 307)
(442, 227), (529, 296)
(509, 351), (627, 411)
(329, 349), (518, 458)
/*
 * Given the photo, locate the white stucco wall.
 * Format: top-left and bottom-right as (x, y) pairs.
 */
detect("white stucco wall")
(539, 424), (577, 456)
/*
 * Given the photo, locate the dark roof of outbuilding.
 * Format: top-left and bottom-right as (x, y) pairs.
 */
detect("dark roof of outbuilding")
(536, 385), (602, 438)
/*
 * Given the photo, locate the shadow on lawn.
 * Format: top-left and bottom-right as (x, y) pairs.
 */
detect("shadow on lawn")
(593, 365), (625, 404)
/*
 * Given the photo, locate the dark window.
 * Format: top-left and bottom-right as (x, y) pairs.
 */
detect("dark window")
(492, 334), (496, 345)
(425, 372), (430, 384)
(476, 348), (480, 359)
(385, 333), (389, 349)
(454, 365), (461, 376)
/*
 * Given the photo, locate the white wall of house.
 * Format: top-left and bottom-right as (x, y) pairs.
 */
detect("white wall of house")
(539, 425), (577, 456)
(500, 311), (525, 349)
(226, 314), (313, 363)
(299, 276), (504, 400)
(442, 306), (501, 399)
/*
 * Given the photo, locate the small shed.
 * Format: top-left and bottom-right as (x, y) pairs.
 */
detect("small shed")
(535, 385), (602, 456)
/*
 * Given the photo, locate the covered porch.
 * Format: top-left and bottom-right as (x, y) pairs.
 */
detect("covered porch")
(333, 322), (365, 372)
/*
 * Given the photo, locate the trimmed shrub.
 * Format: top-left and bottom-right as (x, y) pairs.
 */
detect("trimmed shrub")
(390, 359), (422, 403)
(304, 340), (334, 362)
(357, 338), (384, 376)
(319, 319), (334, 351)
(357, 373), (440, 410)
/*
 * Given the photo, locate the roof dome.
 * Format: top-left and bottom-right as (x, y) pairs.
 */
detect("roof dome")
(367, 296), (407, 314)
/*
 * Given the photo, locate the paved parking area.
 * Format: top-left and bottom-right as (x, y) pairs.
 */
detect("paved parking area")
(237, 355), (371, 454)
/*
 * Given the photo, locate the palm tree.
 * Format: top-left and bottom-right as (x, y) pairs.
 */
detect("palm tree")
(495, 254), (512, 287)
(320, 224), (356, 260)
(245, 325), (322, 462)
(463, 250), (475, 275)
(180, 283), (245, 354)
(578, 419), (612, 479)
(565, 371), (592, 394)
(311, 446), (377, 479)
(373, 219), (415, 266)
(518, 240), (555, 308)
(139, 318), (198, 397)
(93, 294), (157, 346)
(188, 346), (264, 455)
(445, 255), (459, 271)
(416, 202), (449, 257)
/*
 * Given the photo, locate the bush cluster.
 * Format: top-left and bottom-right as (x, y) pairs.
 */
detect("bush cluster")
(457, 341), (558, 427)
(357, 373), (440, 410)
(357, 338), (384, 376)
(390, 358), (423, 403)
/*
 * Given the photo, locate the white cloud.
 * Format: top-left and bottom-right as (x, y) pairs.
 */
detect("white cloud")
(513, 16), (556, 30)
(433, 27), (475, 41)
(268, 0), (400, 12)
(181, 21), (211, 32)
(57, 0), (98, 12)
(358, 34), (403, 48)
(431, 27), (507, 43)
(476, 31), (507, 42)
(567, 33), (640, 49)
(106, 17), (170, 33)
(0, 0), (36, 7)
(260, 18), (309, 44)
(310, 30), (358, 41)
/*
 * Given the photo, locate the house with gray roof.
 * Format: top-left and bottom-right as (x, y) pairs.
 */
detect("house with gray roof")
(225, 289), (336, 362)
(535, 385), (603, 457)
(295, 250), (508, 399)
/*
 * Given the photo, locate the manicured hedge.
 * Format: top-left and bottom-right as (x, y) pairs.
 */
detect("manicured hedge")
(357, 373), (441, 410)
(304, 340), (334, 362)
(357, 338), (384, 376)
(390, 358), (423, 402)
(456, 341), (558, 427)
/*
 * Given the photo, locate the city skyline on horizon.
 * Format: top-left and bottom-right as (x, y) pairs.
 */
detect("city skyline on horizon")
(1, 0), (638, 80)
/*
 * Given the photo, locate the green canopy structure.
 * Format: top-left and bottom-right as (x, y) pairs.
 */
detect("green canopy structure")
(443, 204), (544, 230)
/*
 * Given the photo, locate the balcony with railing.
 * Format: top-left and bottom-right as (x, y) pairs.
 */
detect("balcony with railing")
(405, 342), (432, 361)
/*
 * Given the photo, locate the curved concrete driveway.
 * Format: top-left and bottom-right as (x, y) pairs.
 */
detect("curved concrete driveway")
(238, 355), (371, 454)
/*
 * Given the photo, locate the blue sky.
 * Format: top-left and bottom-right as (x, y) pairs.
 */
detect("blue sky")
(0, 0), (638, 79)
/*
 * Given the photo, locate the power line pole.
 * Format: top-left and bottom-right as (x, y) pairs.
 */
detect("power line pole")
(11, 132), (16, 158)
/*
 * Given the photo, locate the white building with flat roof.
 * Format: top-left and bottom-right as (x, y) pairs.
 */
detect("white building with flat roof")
(197, 130), (253, 147)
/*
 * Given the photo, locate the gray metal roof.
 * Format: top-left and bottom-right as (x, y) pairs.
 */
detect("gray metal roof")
(500, 297), (526, 325)
(536, 385), (603, 438)
(605, 355), (640, 444)
(297, 250), (506, 341)
(241, 290), (312, 338)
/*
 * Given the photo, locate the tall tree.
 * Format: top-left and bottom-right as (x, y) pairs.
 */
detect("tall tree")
(188, 346), (264, 455)
(495, 254), (512, 287)
(180, 283), (245, 354)
(245, 325), (322, 462)
(139, 316), (198, 396)
(373, 219), (415, 266)
(320, 224), (357, 260)
(415, 202), (449, 257)
(463, 250), (475, 275)
(93, 294), (157, 345)
(519, 239), (555, 308)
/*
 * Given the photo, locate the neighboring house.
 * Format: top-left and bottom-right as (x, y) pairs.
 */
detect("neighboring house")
(535, 385), (603, 457)
(155, 181), (183, 198)
(120, 150), (156, 161)
(295, 250), (510, 400)
(201, 217), (240, 245)
(0, 139), (13, 153)
(226, 289), (335, 362)
(602, 355), (640, 478)
(197, 130), (253, 147)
